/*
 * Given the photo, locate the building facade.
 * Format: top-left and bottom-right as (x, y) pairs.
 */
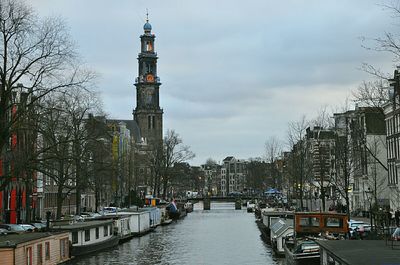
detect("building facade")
(334, 106), (388, 213)
(384, 69), (400, 211)
(221, 156), (247, 196)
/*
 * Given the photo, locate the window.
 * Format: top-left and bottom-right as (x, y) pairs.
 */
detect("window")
(45, 242), (50, 260)
(325, 217), (343, 228)
(84, 229), (90, 242)
(95, 227), (99, 239)
(72, 231), (78, 244)
(37, 244), (43, 264)
(148, 115), (151, 129)
(60, 238), (68, 260)
(146, 41), (153, 52)
(26, 247), (32, 265)
(104, 225), (108, 237)
(147, 115), (155, 129)
(299, 217), (320, 227)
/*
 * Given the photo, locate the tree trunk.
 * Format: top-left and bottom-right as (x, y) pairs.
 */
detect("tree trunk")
(94, 185), (99, 212)
(75, 186), (81, 215)
(162, 175), (168, 199)
(56, 185), (64, 220)
(25, 177), (32, 223)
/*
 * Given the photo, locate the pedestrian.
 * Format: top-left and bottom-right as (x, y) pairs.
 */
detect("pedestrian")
(386, 209), (392, 227)
(395, 209), (400, 227)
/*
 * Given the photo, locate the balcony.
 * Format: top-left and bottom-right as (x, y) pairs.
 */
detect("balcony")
(135, 75), (161, 84)
(139, 52), (157, 57)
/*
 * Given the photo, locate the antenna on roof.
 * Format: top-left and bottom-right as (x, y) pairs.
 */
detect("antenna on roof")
(146, 8), (149, 22)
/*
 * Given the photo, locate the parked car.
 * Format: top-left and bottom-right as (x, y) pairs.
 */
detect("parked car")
(391, 227), (400, 241)
(228, 192), (242, 197)
(20, 224), (36, 232)
(31, 222), (46, 231)
(80, 212), (102, 220)
(348, 220), (368, 238)
(0, 224), (26, 233)
(0, 228), (15, 235)
(353, 224), (373, 239)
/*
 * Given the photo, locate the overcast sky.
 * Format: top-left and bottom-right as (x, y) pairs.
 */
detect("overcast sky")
(32, 0), (396, 165)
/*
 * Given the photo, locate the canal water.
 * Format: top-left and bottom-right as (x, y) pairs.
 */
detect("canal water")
(70, 202), (284, 265)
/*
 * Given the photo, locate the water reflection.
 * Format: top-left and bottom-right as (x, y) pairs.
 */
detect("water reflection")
(71, 202), (284, 265)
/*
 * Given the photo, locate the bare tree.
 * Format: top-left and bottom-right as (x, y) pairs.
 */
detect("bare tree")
(0, 0), (94, 192)
(286, 115), (309, 209)
(161, 130), (195, 199)
(35, 88), (101, 219)
(264, 136), (282, 189)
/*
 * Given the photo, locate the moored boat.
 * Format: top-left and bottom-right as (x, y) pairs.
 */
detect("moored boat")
(270, 218), (294, 256)
(52, 219), (119, 257)
(260, 208), (294, 243)
(284, 212), (348, 265)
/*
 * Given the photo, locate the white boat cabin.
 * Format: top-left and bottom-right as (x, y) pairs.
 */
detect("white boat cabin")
(53, 220), (114, 247)
(118, 211), (151, 235)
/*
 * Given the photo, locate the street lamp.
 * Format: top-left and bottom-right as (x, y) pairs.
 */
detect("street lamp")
(365, 187), (373, 229)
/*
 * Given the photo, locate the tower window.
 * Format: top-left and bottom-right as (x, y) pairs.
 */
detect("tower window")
(146, 63), (153, 74)
(148, 115), (151, 129)
(146, 41), (153, 52)
(148, 115), (156, 129)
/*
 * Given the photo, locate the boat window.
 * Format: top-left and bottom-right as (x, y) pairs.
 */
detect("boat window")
(37, 244), (42, 265)
(96, 227), (99, 239)
(60, 239), (69, 259)
(45, 242), (50, 260)
(299, 217), (320, 227)
(325, 217), (343, 228)
(72, 232), (78, 244)
(85, 229), (90, 242)
(104, 225), (108, 237)
(26, 246), (32, 265)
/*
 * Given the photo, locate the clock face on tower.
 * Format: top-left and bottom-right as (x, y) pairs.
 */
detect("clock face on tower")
(146, 74), (154, 83)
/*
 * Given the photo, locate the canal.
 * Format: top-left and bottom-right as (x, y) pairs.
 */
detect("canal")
(70, 202), (284, 265)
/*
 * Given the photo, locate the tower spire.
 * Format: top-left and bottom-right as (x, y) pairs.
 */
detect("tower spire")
(143, 9), (152, 34)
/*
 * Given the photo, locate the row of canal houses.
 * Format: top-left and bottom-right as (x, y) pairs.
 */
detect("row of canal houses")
(0, 205), (174, 265)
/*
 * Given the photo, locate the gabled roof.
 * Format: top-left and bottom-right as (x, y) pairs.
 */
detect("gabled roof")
(107, 119), (142, 143)
(223, 156), (235, 162)
(271, 218), (293, 237)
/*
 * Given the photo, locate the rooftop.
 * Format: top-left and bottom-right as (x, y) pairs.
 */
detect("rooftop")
(52, 219), (113, 231)
(317, 240), (400, 265)
(0, 232), (67, 248)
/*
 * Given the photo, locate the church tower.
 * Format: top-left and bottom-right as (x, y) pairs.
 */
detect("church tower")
(133, 16), (163, 145)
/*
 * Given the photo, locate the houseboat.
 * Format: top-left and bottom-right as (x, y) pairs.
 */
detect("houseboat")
(102, 213), (134, 243)
(284, 212), (348, 265)
(52, 219), (119, 257)
(118, 211), (151, 236)
(270, 218), (294, 256)
(142, 207), (162, 228)
(158, 205), (173, 226)
(260, 208), (294, 242)
(0, 232), (70, 265)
